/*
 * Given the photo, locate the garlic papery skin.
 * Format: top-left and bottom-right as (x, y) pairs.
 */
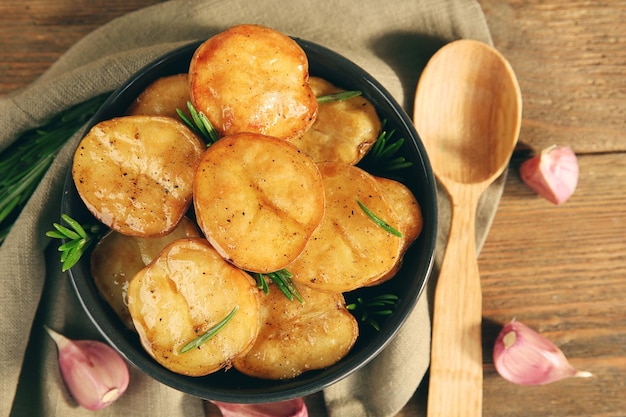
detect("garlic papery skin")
(45, 326), (130, 410)
(493, 320), (592, 386)
(519, 145), (579, 205)
(210, 398), (308, 417)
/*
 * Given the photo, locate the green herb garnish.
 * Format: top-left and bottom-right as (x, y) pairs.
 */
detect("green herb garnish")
(357, 199), (402, 237)
(46, 214), (105, 272)
(177, 101), (219, 145)
(0, 94), (108, 244)
(255, 269), (303, 303)
(359, 120), (412, 178)
(179, 306), (239, 353)
(316, 90), (362, 103)
(347, 294), (400, 331)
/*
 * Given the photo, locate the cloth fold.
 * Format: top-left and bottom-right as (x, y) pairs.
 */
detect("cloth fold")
(0, 1), (499, 416)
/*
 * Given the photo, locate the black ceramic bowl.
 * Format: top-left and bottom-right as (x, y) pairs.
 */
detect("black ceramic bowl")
(62, 38), (437, 403)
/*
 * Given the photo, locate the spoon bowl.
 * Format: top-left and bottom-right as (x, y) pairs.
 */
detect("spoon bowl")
(413, 39), (521, 417)
(416, 39), (521, 187)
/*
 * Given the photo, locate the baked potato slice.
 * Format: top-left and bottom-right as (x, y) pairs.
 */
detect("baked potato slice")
(366, 176), (423, 286)
(287, 162), (402, 292)
(287, 76), (380, 165)
(91, 217), (200, 329)
(72, 115), (205, 237)
(189, 24), (317, 141)
(375, 176), (423, 248)
(233, 282), (358, 379)
(126, 73), (190, 119)
(193, 133), (325, 273)
(127, 238), (260, 377)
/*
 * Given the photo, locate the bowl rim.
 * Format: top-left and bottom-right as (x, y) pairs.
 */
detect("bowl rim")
(62, 36), (437, 403)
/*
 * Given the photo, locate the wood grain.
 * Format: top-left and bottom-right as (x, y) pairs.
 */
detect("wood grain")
(1, 1), (625, 416)
(480, 0), (626, 154)
(0, 0), (167, 93)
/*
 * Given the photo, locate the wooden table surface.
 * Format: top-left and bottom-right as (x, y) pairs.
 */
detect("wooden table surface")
(2, 1), (624, 416)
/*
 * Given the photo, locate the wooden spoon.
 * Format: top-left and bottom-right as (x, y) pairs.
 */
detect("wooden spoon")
(413, 39), (522, 416)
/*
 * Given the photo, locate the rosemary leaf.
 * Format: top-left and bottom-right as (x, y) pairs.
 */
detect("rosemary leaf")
(50, 223), (82, 241)
(356, 199), (402, 237)
(346, 294), (400, 331)
(358, 120), (412, 178)
(47, 214), (105, 272)
(317, 90), (362, 103)
(178, 101), (219, 145)
(61, 213), (88, 239)
(273, 269), (303, 303)
(179, 306), (239, 353)
(255, 273), (270, 294)
(256, 269), (303, 303)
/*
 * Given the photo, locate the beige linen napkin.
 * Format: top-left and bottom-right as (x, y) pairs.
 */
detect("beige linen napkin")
(0, 0), (500, 416)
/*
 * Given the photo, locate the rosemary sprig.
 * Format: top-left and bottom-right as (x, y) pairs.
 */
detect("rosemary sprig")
(255, 269), (303, 303)
(0, 94), (108, 244)
(177, 101), (219, 145)
(357, 199), (402, 237)
(46, 214), (105, 272)
(359, 119), (413, 178)
(346, 294), (400, 331)
(316, 90), (362, 103)
(179, 306), (239, 353)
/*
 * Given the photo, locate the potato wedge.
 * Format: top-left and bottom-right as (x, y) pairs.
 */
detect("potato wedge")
(127, 238), (260, 377)
(193, 133), (325, 273)
(92, 217), (200, 329)
(366, 176), (423, 286)
(189, 24), (317, 141)
(126, 73), (190, 119)
(287, 162), (402, 292)
(233, 282), (358, 379)
(73, 115), (205, 237)
(286, 77), (380, 164)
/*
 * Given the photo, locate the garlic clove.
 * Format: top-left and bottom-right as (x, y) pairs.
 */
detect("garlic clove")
(493, 320), (592, 386)
(519, 145), (579, 205)
(45, 326), (130, 410)
(210, 398), (308, 417)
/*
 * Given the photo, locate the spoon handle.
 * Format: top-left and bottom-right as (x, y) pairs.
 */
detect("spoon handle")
(427, 191), (483, 417)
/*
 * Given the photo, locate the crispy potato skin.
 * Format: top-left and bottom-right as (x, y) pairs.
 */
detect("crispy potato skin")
(91, 217), (200, 329)
(126, 73), (190, 119)
(287, 77), (381, 164)
(234, 283), (358, 379)
(366, 177), (423, 286)
(193, 133), (325, 273)
(127, 238), (260, 377)
(287, 162), (402, 292)
(72, 115), (205, 237)
(189, 24), (317, 140)
(375, 176), (423, 247)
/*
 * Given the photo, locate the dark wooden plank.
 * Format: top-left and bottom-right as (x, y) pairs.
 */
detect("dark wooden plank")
(0, 0), (166, 93)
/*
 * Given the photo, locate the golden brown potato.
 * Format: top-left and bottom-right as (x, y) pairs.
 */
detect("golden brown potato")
(375, 176), (422, 248)
(287, 77), (380, 165)
(73, 115), (205, 237)
(366, 177), (423, 286)
(91, 217), (201, 329)
(189, 24), (317, 141)
(287, 162), (402, 292)
(127, 238), (260, 377)
(233, 282), (358, 379)
(126, 73), (190, 119)
(193, 133), (325, 273)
